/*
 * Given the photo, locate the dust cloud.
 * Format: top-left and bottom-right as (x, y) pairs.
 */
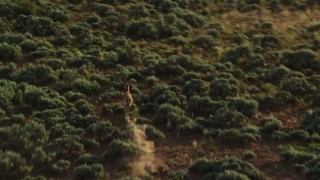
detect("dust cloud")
(126, 119), (161, 176)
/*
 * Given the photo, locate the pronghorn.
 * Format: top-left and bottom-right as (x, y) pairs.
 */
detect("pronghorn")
(123, 82), (133, 121)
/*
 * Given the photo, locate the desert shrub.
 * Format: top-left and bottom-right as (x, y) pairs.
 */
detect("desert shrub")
(229, 98), (259, 118)
(280, 49), (320, 70)
(243, 150), (257, 160)
(47, 136), (84, 157)
(75, 99), (93, 114)
(50, 122), (85, 138)
(30, 46), (53, 59)
(260, 117), (283, 133)
(19, 39), (38, 52)
(272, 130), (288, 141)
(72, 78), (100, 95)
(210, 108), (245, 128)
(221, 45), (252, 64)
(93, 3), (116, 17)
(14, 15), (56, 36)
(210, 77), (239, 99)
(0, 80), (17, 108)
(183, 79), (209, 98)
(69, 22), (91, 38)
(0, 32), (26, 44)
(219, 126), (261, 144)
(154, 61), (186, 77)
(126, 19), (159, 39)
(269, 0), (282, 11)
(280, 76), (315, 97)
(189, 158), (264, 180)
(87, 121), (121, 142)
(289, 130), (310, 140)
(216, 170), (250, 180)
(48, 9), (70, 23)
(43, 58), (66, 70)
(301, 109), (320, 134)
(187, 96), (227, 116)
(51, 159), (70, 172)
(145, 125), (165, 140)
(168, 169), (188, 180)
(103, 139), (142, 160)
(305, 157), (320, 180)
(0, 43), (22, 61)
(14, 65), (58, 85)
(64, 91), (86, 102)
(261, 35), (281, 48)
(81, 138), (100, 149)
(76, 154), (100, 165)
(177, 120), (203, 135)
(192, 35), (217, 50)
(102, 103), (124, 114)
(280, 145), (317, 167)
(23, 175), (47, 180)
(0, 63), (17, 79)
(152, 103), (185, 125)
(0, 150), (32, 179)
(73, 164), (104, 180)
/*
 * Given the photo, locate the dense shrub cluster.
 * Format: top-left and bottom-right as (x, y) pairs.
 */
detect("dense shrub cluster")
(189, 157), (265, 180)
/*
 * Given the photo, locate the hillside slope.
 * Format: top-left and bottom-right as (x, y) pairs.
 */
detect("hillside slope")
(0, 0), (320, 179)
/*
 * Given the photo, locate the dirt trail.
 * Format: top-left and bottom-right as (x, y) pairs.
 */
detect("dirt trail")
(126, 118), (162, 176)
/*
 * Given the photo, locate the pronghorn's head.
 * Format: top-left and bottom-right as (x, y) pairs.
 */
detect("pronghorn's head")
(124, 82), (130, 92)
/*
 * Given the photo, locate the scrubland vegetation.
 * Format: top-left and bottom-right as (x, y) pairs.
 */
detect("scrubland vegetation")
(0, 0), (319, 179)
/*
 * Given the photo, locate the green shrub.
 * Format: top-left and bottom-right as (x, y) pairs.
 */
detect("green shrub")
(103, 139), (142, 160)
(0, 80), (17, 108)
(15, 15), (56, 36)
(73, 164), (105, 180)
(280, 49), (320, 70)
(0, 43), (22, 61)
(145, 125), (165, 140)
(219, 127), (261, 144)
(183, 79), (209, 98)
(216, 170), (250, 180)
(14, 65), (58, 84)
(261, 35), (281, 48)
(72, 78), (100, 95)
(192, 35), (217, 50)
(301, 109), (320, 134)
(20, 39), (38, 52)
(0, 63), (17, 79)
(47, 136), (84, 157)
(187, 96), (227, 115)
(210, 108), (245, 128)
(76, 154), (100, 165)
(0, 150), (32, 179)
(75, 99), (93, 114)
(280, 145), (317, 167)
(168, 169), (188, 180)
(51, 159), (70, 172)
(221, 45), (252, 64)
(230, 98), (259, 118)
(243, 150), (257, 160)
(280, 77), (315, 97)
(87, 121), (121, 142)
(305, 157), (320, 180)
(189, 158), (264, 180)
(177, 120), (203, 135)
(152, 103), (185, 126)
(260, 117), (283, 133)
(210, 77), (239, 99)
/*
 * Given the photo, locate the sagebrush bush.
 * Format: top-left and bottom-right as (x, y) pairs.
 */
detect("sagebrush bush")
(301, 109), (320, 134)
(103, 139), (142, 160)
(145, 125), (165, 140)
(51, 159), (70, 172)
(183, 79), (209, 98)
(72, 78), (100, 95)
(168, 169), (188, 180)
(152, 103), (185, 126)
(189, 157), (264, 180)
(260, 117), (283, 133)
(0, 150), (32, 179)
(73, 164), (105, 180)
(87, 121), (121, 142)
(210, 108), (245, 128)
(280, 49), (320, 70)
(187, 96), (227, 115)
(76, 154), (100, 165)
(230, 98), (259, 118)
(210, 77), (239, 99)
(0, 43), (22, 61)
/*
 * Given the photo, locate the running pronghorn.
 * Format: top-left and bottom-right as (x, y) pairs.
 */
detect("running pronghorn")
(123, 82), (133, 121)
